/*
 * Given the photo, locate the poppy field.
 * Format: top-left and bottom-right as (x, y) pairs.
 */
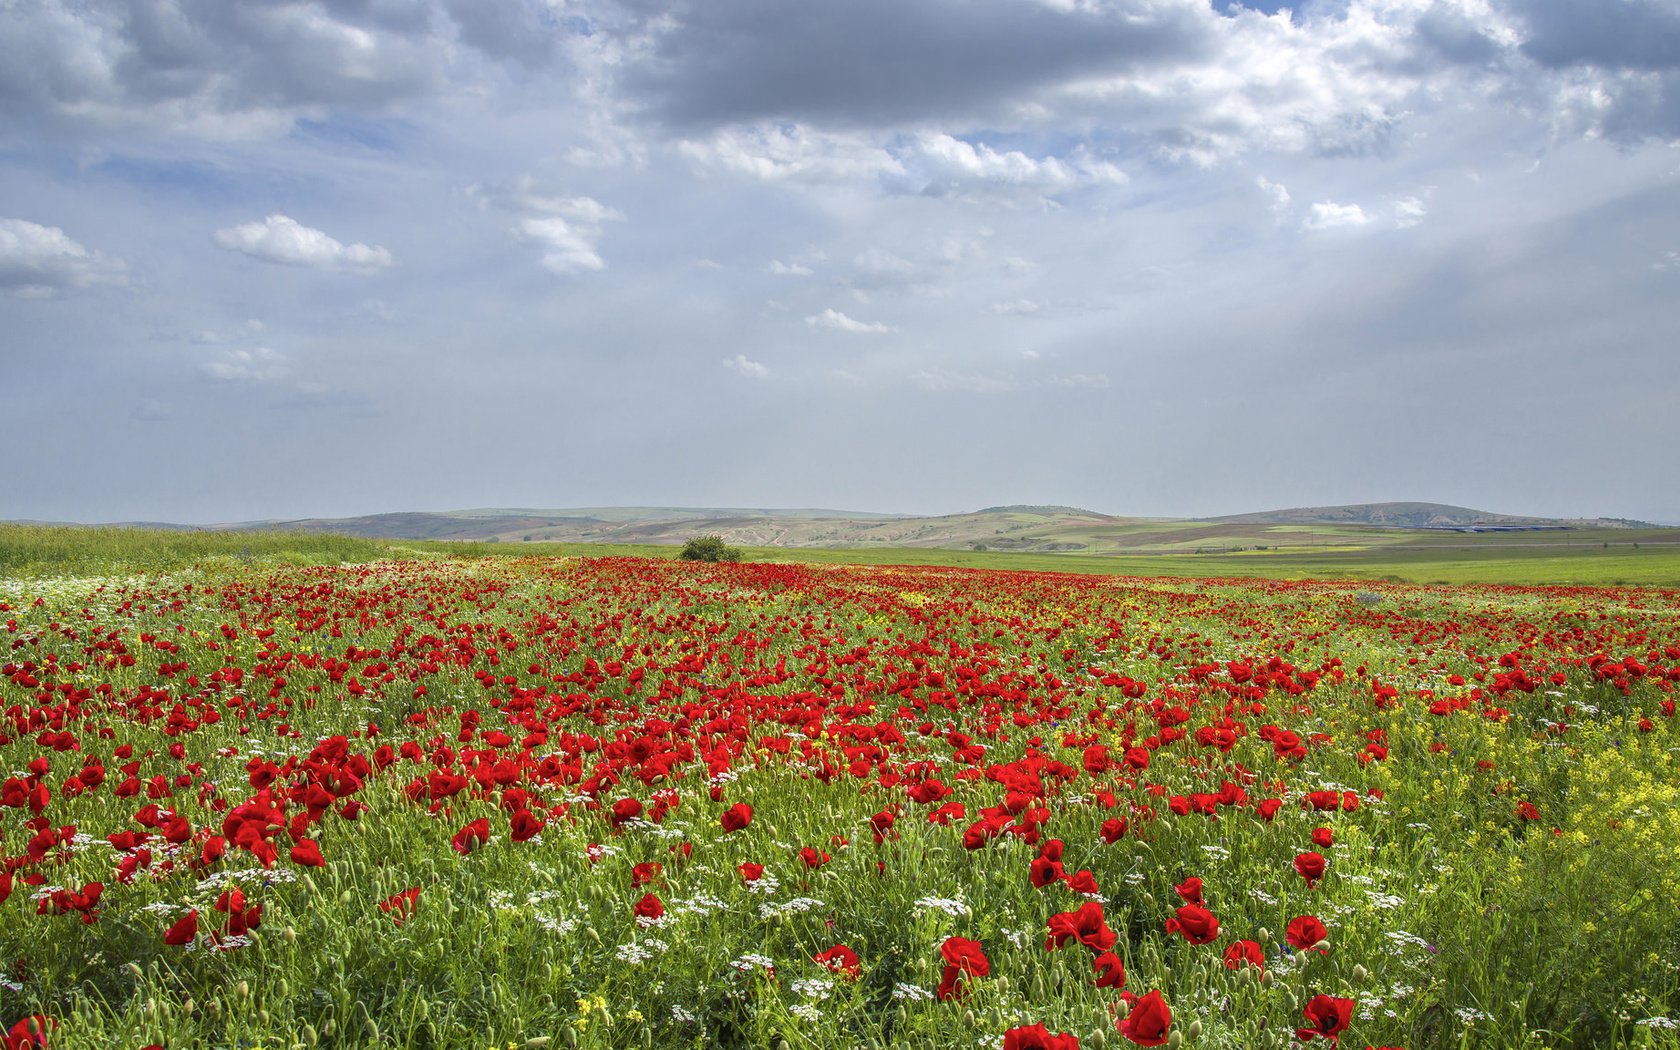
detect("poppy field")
(1, 555), (1678, 1049)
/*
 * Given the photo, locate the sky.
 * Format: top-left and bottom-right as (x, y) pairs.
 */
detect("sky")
(2, 0), (1678, 525)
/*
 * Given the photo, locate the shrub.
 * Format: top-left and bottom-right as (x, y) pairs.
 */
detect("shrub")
(679, 535), (742, 562)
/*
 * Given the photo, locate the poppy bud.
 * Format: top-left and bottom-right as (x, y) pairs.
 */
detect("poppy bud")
(524, 1040), (551, 1049)
(1115, 999), (1130, 1020)
(1167, 1032), (1183, 1049)
(1313, 939), (1331, 953)
(182, 998), (194, 1016)
(127, 962), (143, 978)
(1353, 964), (1369, 982)
(1189, 1020), (1203, 1039)
(235, 981), (249, 1001)
(282, 925), (297, 943)
(1088, 1029), (1107, 1049)
(1257, 927), (1270, 945)
(303, 1024), (318, 1047)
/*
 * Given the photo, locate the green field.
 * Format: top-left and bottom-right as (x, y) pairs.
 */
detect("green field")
(3, 523), (1679, 587)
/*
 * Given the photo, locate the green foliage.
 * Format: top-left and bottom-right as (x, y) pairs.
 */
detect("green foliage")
(678, 534), (743, 563)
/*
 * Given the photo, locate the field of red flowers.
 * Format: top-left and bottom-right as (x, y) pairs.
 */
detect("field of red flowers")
(2, 556), (1677, 1049)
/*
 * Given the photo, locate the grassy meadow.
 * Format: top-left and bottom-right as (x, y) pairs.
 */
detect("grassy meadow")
(0, 525), (1677, 1049)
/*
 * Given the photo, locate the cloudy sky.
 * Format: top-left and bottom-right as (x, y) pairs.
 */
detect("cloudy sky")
(3, 0), (1678, 524)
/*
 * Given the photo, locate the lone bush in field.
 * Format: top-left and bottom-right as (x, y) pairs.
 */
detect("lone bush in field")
(679, 534), (742, 562)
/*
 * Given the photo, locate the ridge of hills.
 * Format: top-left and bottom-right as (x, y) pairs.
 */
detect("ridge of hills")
(20, 501), (1654, 556)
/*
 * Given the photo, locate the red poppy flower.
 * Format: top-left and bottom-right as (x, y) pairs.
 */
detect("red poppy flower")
(738, 862), (764, 882)
(1311, 826), (1334, 848)
(1030, 855), (1065, 888)
(1120, 989), (1171, 1046)
(4, 1016), (53, 1050)
(1222, 939), (1264, 973)
(380, 887), (421, 926)
(1165, 903), (1220, 945)
(1093, 949), (1126, 988)
(633, 893), (664, 923)
(1294, 851), (1327, 888)
(1287, 915), (1330, 953)
(941, 936), (990, 978)
(1296, 995), (1354, 1043)
(289, 839), (325, 868)
(632, 862), (662, 887)
(720, 803), (753, 832)
(813, 944), (860, 979)
(510, 808), (546, 843)
(1173, 876), (1203, 904)
(799, 846), (831, 869)
(451, 817), (489, 855)
(1002, 1022), (1080, 1050)
(1046, 901), (1116, 953)
(163, 909), (198, 946)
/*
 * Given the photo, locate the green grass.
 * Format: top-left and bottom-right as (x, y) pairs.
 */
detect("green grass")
(4, 523), (1678, 588)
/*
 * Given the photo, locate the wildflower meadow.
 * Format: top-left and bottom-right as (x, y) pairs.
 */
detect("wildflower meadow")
(1, 555), (1676, 1049)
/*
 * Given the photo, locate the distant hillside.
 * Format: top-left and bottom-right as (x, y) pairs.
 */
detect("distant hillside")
(1206, 502), (1651, 530)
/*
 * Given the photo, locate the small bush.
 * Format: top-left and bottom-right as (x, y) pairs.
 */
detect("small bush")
(679, 535), (742, 562)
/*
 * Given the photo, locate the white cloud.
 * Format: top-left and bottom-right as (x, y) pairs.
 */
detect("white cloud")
(909, 368), (1020, 393)
(1256, 176), (1292, 216)
(1040, 372), (1110, 389)
(1302, 201), (1372, 231)
(471, 180), (623, 276)
(212, 215), (392, 273)
(1392, 196), (1428, 228)
(722, 353), (769, 379)
(678, 125), (904, 184)
(0, 217), (126, 296)
(895, 132), (1127, 196)
(994, 299), (1044, 317)
(202, 347), (289, 383)
(805, 308), (894, 334)
(768, 259), (813, 276)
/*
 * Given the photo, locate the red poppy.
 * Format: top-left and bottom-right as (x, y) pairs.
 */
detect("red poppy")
(1287, 915), (1330, 953)
(4, 1016), (53, 1050)
(1002, 1022), (1080, 1050)
(799, 846), (831, 869)
(738, 862), (764, 882)
(1294, 851), (1327, 888)
(1296, 995), (1354, 1043)
(1046, 901), (1116, 953)
(813, 944), (860, 979)
(1222, 939), (1265, 973)
(1173, 876), (1204, 904)
(380, 887), (421, 926)
(1120, 989), (1171, 1046)
(163, 909), (198, 946)
(632, 862), (662, 887)
(289, 839), (325, 868)
(509, 808), (545, 843)
(1092, 950), (1126, 988)
(720, 803), (753, 832)
(936, 936), (989, 1001)
(633, 893), (664, 923)
(1165, 903), (1220, 945)
(1311, 826), (1334, 848)
(451, 817), (489, 855)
